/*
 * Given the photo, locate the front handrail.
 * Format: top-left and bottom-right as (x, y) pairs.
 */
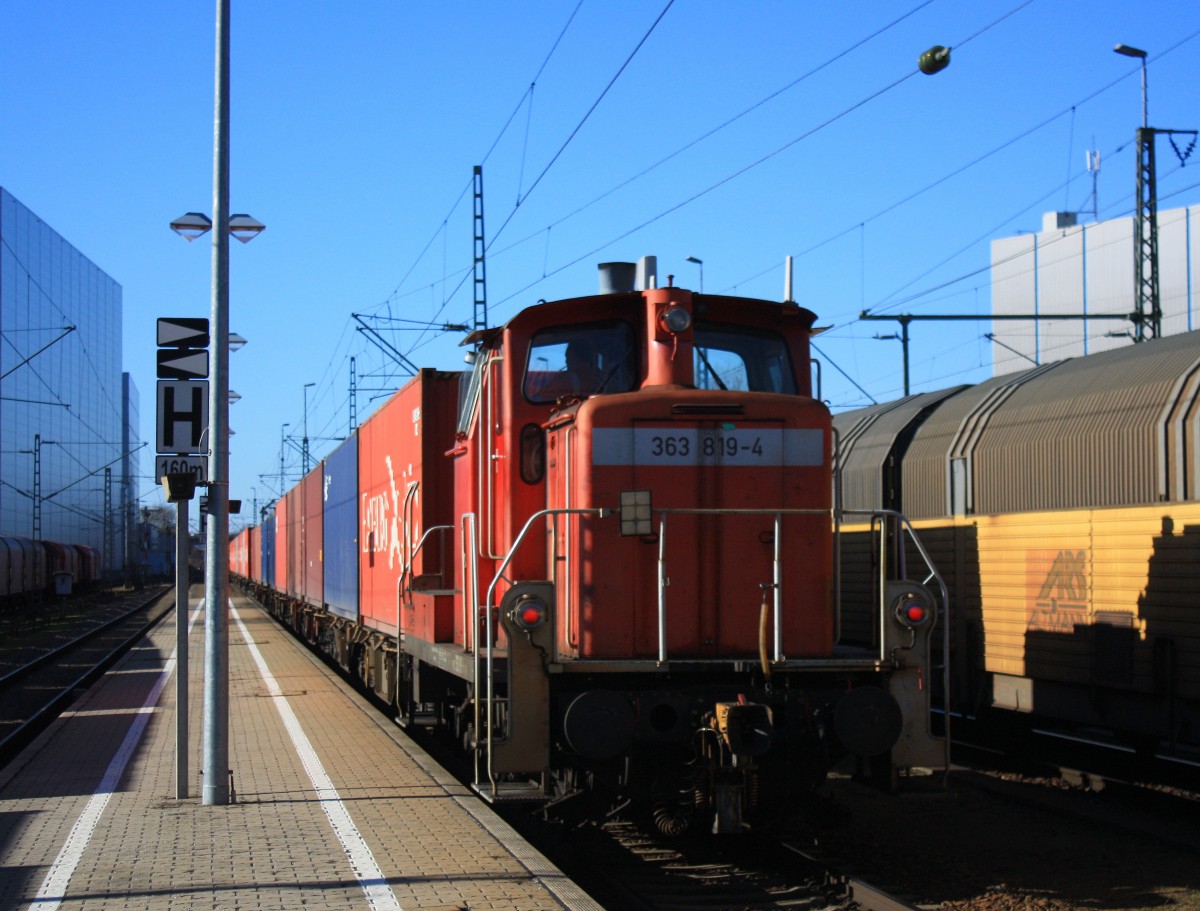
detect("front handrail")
(472, 500), (950, 792)
(651, 507), (828, 664)
(394, 501), (457, 724)
(843, 506), (952, 769)
(461, 512), (482, 785)
(477, 506), (607, 795)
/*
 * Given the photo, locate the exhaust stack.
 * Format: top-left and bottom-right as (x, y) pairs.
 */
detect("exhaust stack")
(598, 256), (658, 294)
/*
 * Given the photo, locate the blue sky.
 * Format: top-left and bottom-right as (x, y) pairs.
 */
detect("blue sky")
(3, 1), (1198, 524)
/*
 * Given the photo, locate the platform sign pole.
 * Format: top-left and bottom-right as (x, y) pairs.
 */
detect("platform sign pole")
(162, 473), (198, 797)
(203, 0), (232, 807)
(175, 497), (189, 799)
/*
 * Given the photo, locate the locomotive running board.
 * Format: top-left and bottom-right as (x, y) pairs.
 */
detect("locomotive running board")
(471, 779), (546, 804)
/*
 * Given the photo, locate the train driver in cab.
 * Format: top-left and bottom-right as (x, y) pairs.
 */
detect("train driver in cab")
(565, 339), (604, 395)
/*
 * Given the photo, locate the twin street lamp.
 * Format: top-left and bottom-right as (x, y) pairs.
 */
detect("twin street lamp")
(171, 211), (265, 244)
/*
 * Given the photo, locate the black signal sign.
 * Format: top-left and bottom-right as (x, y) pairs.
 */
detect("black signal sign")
(156, 316), (211, 457)
(157, 348), (210, 380)
(157, 317), (210, 349)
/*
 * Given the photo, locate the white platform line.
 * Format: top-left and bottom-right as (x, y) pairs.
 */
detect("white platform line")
(32, 600), (202, 910)
(231, 603), (403, 911)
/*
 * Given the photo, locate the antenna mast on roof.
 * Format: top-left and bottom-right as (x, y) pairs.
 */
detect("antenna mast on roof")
(1085, 147), (1100, 222)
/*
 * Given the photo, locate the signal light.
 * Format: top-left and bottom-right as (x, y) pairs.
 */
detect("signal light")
(892, 591), (934, 630)
(510, 595), (548, 632)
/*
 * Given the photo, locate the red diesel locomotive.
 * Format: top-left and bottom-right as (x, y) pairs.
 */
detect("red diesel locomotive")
(232, 261), (947, 834)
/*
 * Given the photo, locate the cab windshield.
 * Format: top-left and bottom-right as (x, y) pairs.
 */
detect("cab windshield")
(692, 322), (797, 394)
(524, 321), (637, 403)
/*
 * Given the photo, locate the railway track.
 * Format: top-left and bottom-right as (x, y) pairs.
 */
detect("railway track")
(502, 806), (921, 911)
(950, 710), (1200, 807)
(0, 587), (174, 766)
(243, 590), (925, 911)
(247, 592), (1200, 910)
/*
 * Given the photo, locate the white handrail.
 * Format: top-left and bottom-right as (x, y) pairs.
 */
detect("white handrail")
(844, 506), (952, 770)
(653, 506), (829, 664)
(477, 506), (607, 795)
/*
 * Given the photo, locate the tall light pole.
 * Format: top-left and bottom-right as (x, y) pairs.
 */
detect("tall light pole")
(1114, 44), (1148, 129)
(185, 0), (262, 807)
(1115, 43), (1161, 341)
(302, 382), (315, 476)
(169, 1), (263, 804)
(685, 256), (704, 293)
(203, 0), (234, 808)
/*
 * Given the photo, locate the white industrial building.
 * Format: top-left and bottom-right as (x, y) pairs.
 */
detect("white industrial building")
(990, 205), (1200, 376)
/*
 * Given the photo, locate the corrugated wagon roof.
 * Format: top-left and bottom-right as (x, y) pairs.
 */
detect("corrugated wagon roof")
(832, 387), (966, 513)
(905, 331), (1200, 517)
(970, 332), (1200, 513)
(836, 330), (1200, 519)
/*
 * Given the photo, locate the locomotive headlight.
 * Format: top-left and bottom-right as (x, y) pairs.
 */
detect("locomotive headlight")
(509, 594), (549, 632)
(892, 590), (934, 630)
(659, 305), (692, 334)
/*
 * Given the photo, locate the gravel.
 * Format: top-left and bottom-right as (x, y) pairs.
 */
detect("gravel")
(811, 768), (1200, 911)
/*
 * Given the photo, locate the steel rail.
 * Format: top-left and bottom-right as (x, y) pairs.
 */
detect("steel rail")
(0, 592), (172, 766)
(0, 589), (170, 689)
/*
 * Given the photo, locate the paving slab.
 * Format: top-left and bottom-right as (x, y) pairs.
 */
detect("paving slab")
(0, 590), (600, 911)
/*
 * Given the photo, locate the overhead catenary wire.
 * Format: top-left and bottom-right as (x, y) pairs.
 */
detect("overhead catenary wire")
(490, 0), (1044, 311)
(326, 0), (1080, 442)
(489, 0), (940, 266)
(379, 0), (678, 367)
(373, 0), (1041, 382)
(858, 149), (1194, 322)
(321, 7), (1198, 445)
(379, 1), (587, 311)
(749, 25), (1200, 404)
(488, 0), (677, 251)
(728, 24), (1200, 306)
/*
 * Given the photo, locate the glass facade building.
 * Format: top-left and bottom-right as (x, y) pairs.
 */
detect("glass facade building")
(0, 187), (139, 573)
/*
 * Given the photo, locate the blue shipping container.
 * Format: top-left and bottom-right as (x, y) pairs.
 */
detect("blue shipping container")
(260, 513), (276, 588)
(323, 434), (359, 620)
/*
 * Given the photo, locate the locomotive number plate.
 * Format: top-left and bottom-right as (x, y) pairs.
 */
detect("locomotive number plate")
(592, 427), (823, 467)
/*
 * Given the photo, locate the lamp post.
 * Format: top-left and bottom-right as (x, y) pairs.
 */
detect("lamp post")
(302, 382), (315, 476)
(1113, 43), (1170, 342)
(685, 256), (704, 293)
(166, 0), (265, 807)
(1114, 43), (1148, 129)
(203, 0), (234, 809)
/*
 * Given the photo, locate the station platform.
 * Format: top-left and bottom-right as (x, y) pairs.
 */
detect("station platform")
(0, 590), (601, 911)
